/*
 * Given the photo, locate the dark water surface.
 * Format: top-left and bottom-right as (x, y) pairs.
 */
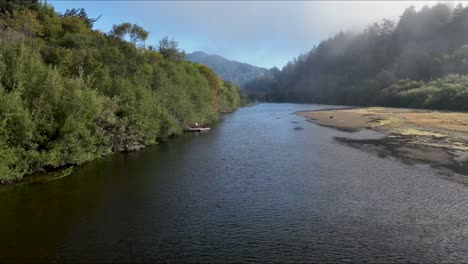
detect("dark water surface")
(1, 103), (468, 263)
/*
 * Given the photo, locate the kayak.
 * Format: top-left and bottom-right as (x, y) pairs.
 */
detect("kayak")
(184, 127), (211, 132)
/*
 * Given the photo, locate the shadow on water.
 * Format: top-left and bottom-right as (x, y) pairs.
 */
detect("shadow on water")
(334, 135), (468, 186)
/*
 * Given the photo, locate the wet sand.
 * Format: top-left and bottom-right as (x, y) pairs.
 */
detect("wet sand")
(297, 107), (468, 176)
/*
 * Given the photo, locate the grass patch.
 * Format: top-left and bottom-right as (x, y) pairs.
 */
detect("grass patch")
(399, 128), (447, 138)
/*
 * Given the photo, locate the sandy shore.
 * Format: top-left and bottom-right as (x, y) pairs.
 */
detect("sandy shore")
(297, 107), (468, 176)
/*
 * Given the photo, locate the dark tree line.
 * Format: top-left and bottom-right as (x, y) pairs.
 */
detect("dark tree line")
(246, 3), (468, 110)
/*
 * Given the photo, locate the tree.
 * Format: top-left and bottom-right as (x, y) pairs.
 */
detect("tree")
(61, 8), (101, 28)
(158, 36), (185, 61)
(110, 23), (148, 46)
(129, 24), (148, 45)
(110, 22), (131, 39)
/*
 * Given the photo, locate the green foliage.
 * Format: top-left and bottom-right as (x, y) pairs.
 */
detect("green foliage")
(110, 22), (148, 46)
(0, 3), (241, 181)
(0, 88), (32, 180)
(0, 0), (39, 17)
(61, 8), (100, 29)
(378, 75), (468, 110)
(158, 37), (185, 61)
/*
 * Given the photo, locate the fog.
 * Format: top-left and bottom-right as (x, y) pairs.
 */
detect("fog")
(52, 1), (466, 68)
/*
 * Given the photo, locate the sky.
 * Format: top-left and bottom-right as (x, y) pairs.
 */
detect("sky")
(50, 1), (465, 69)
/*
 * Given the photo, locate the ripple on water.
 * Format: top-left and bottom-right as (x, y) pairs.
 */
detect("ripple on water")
(0, 103), (468, 263)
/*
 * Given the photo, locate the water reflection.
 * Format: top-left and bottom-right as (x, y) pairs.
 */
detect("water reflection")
(1, 103), (468, 263)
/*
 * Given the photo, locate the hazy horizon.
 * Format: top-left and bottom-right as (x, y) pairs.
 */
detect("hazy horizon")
(50, 1), (464, 69)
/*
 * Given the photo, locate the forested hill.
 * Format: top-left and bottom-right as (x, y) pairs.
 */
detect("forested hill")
(246, 3), (468, 110)
(186, 51), (268, 86)
(0, 1), (241, 182)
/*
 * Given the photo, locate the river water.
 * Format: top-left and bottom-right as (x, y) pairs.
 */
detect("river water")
(1, 103), (468, 263)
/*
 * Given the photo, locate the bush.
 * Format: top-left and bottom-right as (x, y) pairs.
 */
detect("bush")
(0, 2), (241, 181)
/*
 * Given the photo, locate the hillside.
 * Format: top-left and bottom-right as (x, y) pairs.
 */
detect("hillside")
(246, 3), (468, 111)
(186, 51), (268, 86)
(0, 1), (241, 182)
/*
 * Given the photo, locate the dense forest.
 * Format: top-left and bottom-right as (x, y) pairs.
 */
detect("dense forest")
(186, 51), (268, 86)
(246, 3), (468, 110)
(0, 0), (241, 182)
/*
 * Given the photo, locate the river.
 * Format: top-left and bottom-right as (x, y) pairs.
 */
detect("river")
(1, 103), (468, 263)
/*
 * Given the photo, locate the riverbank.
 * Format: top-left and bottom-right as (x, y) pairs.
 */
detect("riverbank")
(0, 120), (214, 187)
(297, 107), (468, 176)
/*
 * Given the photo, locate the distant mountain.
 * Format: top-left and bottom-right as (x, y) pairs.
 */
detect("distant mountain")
(186, 51), (268, 87)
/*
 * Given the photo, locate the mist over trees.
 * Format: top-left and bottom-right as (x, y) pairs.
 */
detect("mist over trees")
(246, 3), (468, 110)
(0, 1), (241, 181)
